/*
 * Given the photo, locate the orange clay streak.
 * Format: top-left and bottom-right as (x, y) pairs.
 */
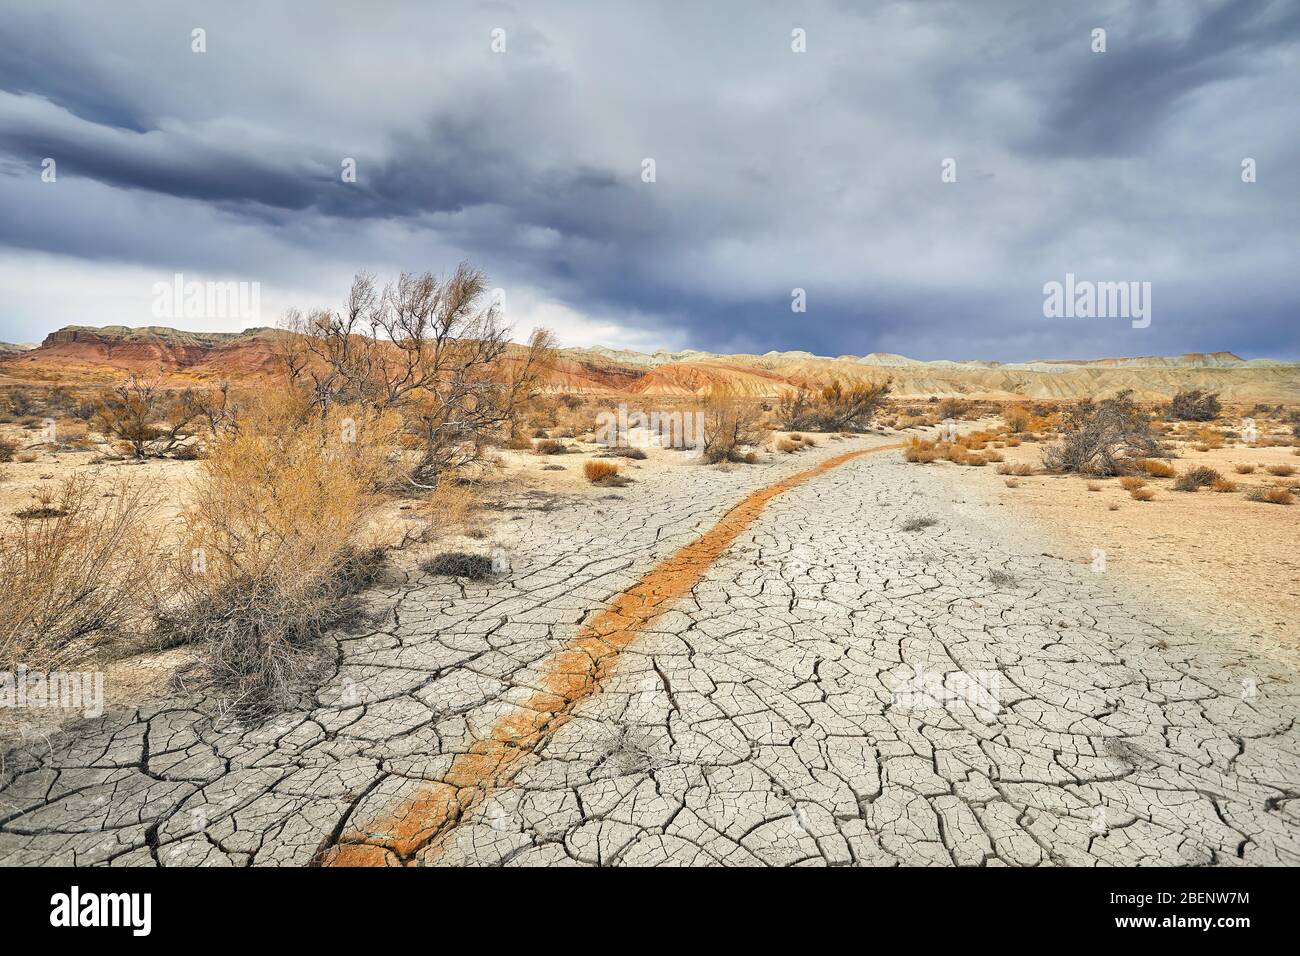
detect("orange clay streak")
(323, 442), (905, 866)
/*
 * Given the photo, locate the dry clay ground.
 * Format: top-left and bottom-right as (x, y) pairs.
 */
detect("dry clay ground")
(1, 432), (1298, 866)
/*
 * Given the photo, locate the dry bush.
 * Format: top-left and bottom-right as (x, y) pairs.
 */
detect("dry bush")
(281, 264), (556, 489)
(1119, 476), (1147, 491)
(777, 438), (800, 454)
(420, 551), (496, 580)
(937, 397), (971, 420)
(996, 462), (1034, 476)
(1266, 464), (1296, 477)
(501, 434), (534, 451)
(701, 387), (766, 463)
(1173, 466), (1220, 492)
(1130, 487), (1155, 501)
(1168, 389), (1221, 422)
(1086, 481), (1102, 491)
(0, 436), (16, 462)
(1041, 391), (1160, 476)
(156, 391), (401, 717)
(1234, 463), (1255, 474)
(1004, 478), (1021, 488)
(1136, 459), (1176, 478)
(901, 516), (937, 531)
(534, 439), (567, 455)
(1246, 486), (1294, 505)
(1211, 478), (1237, 493)
(583, 460), (619, 483)
(1003, 406), (1032, 433)
(777, 379), (891, 432)
(95, 376), (202, 459)
(585, 457), (624, 481)
(0, 475), (161, 670)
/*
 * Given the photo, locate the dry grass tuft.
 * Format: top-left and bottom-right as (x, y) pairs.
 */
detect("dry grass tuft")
(1246, 486), (1294, 505)
(1086, 481), (1102, 491)
(583, 460), (621, 484)
(1234, 463), (1256, 474)
(1129, 487), (1155, 501)
(1136, 459), (1176, 479)
(1210, 477), (1237, 493)
(777, 438), (800, 454)
(1266, 464), (1296, 477)
(1119, 476), (1147, 491)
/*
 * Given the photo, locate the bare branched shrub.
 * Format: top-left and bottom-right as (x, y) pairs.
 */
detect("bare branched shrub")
(701, 386), (766, 463)
(1168, 389), (1221, 422)
(1040, 391), (1160, 476)
(777, 379), (891, 432)
(281, 265), (556, 489)
(1173, 466), (1220, 492)
(95, 375), (201, 458)
(0, 475), (161, 669)
(157, 391), (401, 718)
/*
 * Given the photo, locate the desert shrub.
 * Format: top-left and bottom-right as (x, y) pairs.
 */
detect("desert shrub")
(901, 516), (937, 531)
(1119, 476), (1146, 491)
(1130, 487), (1155, 501)
(0, 437), (16, 462)
(6, 389), (35, 417)
(606, 446), (648, 460)
(1136, 459), (1176, 478)
(1211, 478), (1237, 493)
(1235, 463), (1255, 474)
(534, 439), (567, 455)
(1173, 466), (1220, 492)
(777, 438), (800, 454)
(1246, 486), (1294, 505)
(155, 393), (401, 717)
(1004, 478), (1020, 488)
(1003, 406), (1032, 433)
(0, 475), (160, 669)
(1168, 389), (1221, 422)
(280, 265), (556, 489)
(987, 569), (1017, 587)
(1041, 391), (1160, 476)
(420, 551), (497, 580)
(701, 386), (766, 463)
(502, 434), (534, 450)
(584, 460), (620, 483)
(1086, 481), (1102, 491)
(1266, 464), (1296, 477)
(777, 379), (891, 432)
(95, 376), (203, 459)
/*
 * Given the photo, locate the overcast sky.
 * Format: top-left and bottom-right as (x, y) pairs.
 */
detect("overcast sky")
(0, 0), (1297, 360)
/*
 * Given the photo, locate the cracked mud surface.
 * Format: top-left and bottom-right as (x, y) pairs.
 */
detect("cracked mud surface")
(2, 436), (1298, 866)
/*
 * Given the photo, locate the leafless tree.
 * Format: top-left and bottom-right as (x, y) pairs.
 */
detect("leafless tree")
(95, 375), (200, 458)
(281, 264), (556, 487)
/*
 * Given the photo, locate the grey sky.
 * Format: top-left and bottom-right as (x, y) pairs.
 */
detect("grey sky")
(0, 0), (1296, 360)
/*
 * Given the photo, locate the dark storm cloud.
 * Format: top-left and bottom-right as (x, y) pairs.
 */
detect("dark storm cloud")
(0, 0), (1296, 359)
(1032, 0), (1300, 156)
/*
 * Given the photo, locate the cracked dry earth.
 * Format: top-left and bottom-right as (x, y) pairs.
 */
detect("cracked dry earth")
(2, 435), (1299, 867)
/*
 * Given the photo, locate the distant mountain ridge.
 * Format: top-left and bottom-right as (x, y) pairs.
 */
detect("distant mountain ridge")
(2, 324), (1297, 401)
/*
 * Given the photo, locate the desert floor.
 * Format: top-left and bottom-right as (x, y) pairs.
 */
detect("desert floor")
(1, 426), (1297, 866)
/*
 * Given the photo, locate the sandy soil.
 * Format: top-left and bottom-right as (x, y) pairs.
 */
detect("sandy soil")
(944, 435), (1300, 643)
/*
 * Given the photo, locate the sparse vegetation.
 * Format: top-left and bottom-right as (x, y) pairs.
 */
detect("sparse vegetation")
(420, 551), (497, 580)
(777, 379), (891, 432)
(1168, 389), (1221, 422)
(701, 386), (766, 463)
(1041, 391), (1160, 476)
(1246, 486), (1294, 505)
(1, 475), (161, 670)
(583, 460), (622, 485)
(1173, 466), (1220, 492)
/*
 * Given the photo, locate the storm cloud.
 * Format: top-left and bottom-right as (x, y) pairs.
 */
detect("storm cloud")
(0, 0), (1296, 360)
